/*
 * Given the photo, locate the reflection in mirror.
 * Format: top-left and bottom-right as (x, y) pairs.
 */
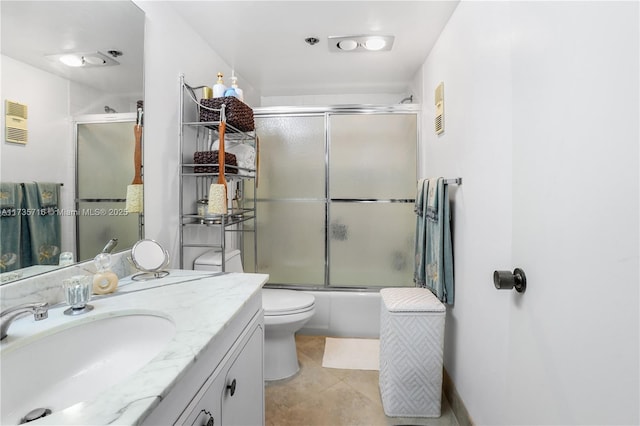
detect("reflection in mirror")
(0, 1), (145, 284)
(131, 240), (170, 281)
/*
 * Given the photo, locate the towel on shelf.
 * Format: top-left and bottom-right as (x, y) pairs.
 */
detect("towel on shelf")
(0, 183), (23, 271)
(212, 139), (256, 175)
(22, 183), (61, 265)
(414, 177), (454, 304)
(36, 182), (59, 208)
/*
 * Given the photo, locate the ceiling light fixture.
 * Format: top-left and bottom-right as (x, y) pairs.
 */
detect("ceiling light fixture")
(45, 51), (121, 68)
(328, 35), (394, 52)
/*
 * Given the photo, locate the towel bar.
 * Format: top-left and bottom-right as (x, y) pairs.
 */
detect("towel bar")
(443, 178), (462, 185)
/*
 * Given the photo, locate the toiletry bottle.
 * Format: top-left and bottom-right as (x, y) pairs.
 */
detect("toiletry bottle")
(213, 72), (227, 98)
(224, 86), (238, 98)
(230, 72), (244, 101)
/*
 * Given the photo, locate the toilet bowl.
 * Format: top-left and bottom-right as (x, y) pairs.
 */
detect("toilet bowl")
(193, 250), (315, 381)
(262, 288), (315, 380)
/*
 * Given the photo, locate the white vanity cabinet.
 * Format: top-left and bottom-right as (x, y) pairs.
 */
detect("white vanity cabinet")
(180, 322), (264, 426)
(141, 291), (264, 426)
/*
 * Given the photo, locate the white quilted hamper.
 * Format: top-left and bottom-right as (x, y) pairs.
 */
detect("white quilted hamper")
(379, 287), (445, 418)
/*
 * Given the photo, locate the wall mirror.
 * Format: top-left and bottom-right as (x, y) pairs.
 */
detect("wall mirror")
(0, 1), (145, 284)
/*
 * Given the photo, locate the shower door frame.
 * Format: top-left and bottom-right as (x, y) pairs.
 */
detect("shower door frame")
(254, 104), (421, 291)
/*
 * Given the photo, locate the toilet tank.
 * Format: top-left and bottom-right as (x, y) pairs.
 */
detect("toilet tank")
(193, 249), (243, 273)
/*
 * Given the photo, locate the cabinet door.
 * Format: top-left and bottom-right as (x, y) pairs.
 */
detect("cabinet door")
(178, 322), (264, 426)
(221, 324), (264, 425)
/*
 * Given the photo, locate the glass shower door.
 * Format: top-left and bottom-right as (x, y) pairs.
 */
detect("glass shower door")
(76, 119), (141, 261)
(328, 113), (417, 287)
(244, 115), (326, 286)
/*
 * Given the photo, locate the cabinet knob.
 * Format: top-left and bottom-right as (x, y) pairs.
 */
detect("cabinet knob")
(226, 378), (237, 396)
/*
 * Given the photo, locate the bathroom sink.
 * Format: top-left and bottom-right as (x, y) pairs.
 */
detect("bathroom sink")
(0, 313), (176, 425)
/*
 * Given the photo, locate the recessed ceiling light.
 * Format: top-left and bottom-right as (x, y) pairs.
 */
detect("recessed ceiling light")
(59, 54), (84, 67)
(45, 51), (120, 68)
(337, 39), (358, 51)
(364, 37), (386, 51)
(328, 35), (394, 52)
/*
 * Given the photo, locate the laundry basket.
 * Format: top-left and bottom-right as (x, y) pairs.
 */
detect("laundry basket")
(379, 287), (446, 417)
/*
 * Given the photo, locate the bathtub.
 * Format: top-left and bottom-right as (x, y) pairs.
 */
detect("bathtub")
(297, 290), (382, 338)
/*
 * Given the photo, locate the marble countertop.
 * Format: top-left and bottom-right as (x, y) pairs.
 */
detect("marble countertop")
(0, 270), (268, 425)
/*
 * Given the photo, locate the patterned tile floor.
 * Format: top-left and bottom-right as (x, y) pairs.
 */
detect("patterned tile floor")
(265, 335), (460, 426)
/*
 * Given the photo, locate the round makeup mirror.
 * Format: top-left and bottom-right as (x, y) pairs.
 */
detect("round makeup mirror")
(131, 239), (169, 280)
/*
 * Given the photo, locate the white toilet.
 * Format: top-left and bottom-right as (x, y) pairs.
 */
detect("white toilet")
(193, 250), (315, 381)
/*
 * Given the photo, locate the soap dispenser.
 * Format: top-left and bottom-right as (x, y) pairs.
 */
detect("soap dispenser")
(92, 252), (119, 295)
(213, 72), (227, 98)
(230, 72), (244, 101)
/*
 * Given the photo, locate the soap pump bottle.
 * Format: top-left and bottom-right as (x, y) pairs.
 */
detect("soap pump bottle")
(213, 72), (227, 98)
(230, 71), (244, 101)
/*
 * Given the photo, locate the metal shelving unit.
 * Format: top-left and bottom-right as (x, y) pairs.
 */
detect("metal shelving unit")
(179, 74), (257, 272)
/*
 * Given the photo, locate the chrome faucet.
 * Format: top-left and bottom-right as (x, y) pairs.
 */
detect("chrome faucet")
(0, 302), (49, 340)
(101, 238), (118, 254)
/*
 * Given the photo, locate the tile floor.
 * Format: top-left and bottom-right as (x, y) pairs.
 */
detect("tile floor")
(265, 335), (460, 426)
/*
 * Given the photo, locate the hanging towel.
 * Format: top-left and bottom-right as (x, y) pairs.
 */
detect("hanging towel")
(36, 182), (59, 209)
(414, 179), (428, 287)
(0, 183), (23, 271)
(414, 177), (454, 304)
(22, 183), (61, 265)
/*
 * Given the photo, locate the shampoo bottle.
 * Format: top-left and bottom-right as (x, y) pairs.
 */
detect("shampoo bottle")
(213, 72), (227, 98)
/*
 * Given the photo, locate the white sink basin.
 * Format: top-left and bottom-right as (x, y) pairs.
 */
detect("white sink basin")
(0, 313), (175, 425)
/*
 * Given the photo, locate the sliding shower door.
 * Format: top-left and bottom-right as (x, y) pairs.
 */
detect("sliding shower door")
(329, 113), (417, 287)
(244, 115), (326, 285)
(249, 107), (418, 289)
(76, 117), (141, 261)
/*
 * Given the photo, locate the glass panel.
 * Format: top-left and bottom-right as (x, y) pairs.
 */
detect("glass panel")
(77, 201), (140, 262)
(329, 202), (414, 287)
(244, 201), (324, 286)
(77, 121), (135, 199)
(330, 114), (417, 199)
(252, 116), (325, 199)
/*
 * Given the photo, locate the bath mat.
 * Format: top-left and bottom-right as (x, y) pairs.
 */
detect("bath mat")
(322, 337), (380, 371)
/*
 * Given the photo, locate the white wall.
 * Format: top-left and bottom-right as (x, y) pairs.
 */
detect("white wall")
(1, 55), (75, 252)
(421, 1), (639, 424)
(133, 1), (259, 267)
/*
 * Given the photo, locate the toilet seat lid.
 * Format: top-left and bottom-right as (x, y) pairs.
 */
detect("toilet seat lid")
(262, 289), (315, 315)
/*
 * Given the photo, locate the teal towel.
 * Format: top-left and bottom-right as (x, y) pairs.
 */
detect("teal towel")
(36, 182), (59, 208)
(414, 179), (428, 287)
(22, 183), (61, 265)
(0, 182), (17, 209)
(0, 183), (23, 271)
(414, 177), (454, 304)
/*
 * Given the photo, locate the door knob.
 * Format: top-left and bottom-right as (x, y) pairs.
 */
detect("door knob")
(226, 378), (237, 396)
(493, 268), (526, 293)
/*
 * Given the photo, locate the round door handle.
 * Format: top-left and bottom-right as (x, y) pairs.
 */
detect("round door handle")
(226, 378), (237, 396)
(205, 416), (214, 426)
(493, 268), (526, 293)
